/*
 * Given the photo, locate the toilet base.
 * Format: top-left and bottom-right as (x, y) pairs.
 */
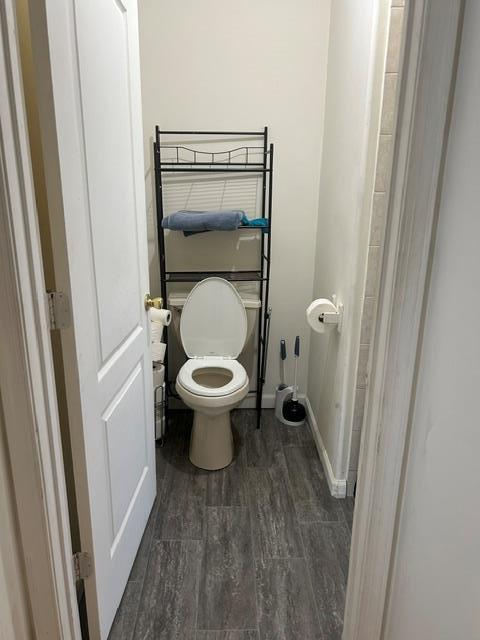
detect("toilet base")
(189, 410), (234, 470)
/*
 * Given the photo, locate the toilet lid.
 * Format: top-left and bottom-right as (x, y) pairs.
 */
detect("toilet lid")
(180, 278), (247, 358)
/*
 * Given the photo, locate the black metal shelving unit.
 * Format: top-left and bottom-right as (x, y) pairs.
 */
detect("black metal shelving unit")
(154, 127), (273, 429)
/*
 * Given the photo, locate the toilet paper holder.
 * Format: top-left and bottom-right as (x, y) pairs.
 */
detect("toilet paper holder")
(320, 295), (343, 331)
(307, 294), (343, 333)
(319, 311), (342, 328)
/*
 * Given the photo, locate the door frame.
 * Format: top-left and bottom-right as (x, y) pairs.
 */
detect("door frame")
(0, 0), (464, 639)
(343, 0), (464, 638)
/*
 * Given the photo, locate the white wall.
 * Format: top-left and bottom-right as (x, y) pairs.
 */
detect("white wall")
(138, 0), (331, 398)
(385, 3), (480, 637)
(307, 0), (385, 479)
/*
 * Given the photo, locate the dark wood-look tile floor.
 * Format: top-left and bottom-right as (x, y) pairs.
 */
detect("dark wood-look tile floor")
(108, 410), (354, 640)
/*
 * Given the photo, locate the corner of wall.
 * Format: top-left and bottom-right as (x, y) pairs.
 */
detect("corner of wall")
(305, 1), (384, 493)
(347, 0), (406, 495)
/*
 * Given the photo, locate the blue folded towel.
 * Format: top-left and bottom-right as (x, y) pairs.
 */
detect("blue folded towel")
(162, 210), (245, 236)
(161, 210), (269, 236)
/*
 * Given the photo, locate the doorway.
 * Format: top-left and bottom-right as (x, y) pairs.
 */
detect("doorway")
(2, 0), (467, 637)
(8, 5), (404, 637)
(105, 3), (406, 636)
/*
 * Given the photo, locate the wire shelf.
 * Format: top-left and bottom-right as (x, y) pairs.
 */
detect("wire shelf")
(154, 127), (274, 431)
(165, 270), (265, 283)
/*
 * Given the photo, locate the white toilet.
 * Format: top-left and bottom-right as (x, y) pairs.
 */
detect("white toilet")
(175, 277), (250, 470)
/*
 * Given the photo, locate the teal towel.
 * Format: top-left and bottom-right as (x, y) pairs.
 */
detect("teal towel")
(240, 215), (269, 229)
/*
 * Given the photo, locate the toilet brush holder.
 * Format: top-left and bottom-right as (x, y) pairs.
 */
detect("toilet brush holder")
(275, 385), (294, 425)
(281, 398), (306, 427)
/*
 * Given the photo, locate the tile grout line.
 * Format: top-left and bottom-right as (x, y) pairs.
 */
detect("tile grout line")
(129, 499), (160, 640)
(281, 439), (328, 638)
(197, 631), (259, 633)
(245, 425), (262, 640)
(193, 536), (203, 640)
(194, 446), (209, 640)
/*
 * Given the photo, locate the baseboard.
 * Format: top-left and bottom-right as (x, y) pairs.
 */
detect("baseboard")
(238, 393), (275, 410)
(238, 392), (307, 410)
(305, 396), (347, 498)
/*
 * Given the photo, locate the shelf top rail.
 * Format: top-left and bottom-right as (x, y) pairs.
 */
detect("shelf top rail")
(157, 129), (266, 136)
(158, 143), (270, 172)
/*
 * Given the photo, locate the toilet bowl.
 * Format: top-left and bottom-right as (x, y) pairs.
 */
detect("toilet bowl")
(175, 277), (250, 470)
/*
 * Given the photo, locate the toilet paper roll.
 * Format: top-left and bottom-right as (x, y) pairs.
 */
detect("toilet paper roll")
(151, 342), (166, 363)
(152, 365), (165, 388)
(306, 298), (338, 334)
(150, 307), (171, 326)
(151, 323), (164, 343)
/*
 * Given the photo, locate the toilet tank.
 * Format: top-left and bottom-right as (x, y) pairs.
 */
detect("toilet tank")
(168, 284), (261, 352)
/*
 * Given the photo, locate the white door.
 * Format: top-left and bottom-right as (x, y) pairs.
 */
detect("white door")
(29, 1), (155, 638)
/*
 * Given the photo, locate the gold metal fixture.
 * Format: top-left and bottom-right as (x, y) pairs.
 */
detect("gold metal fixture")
(144, 294), (163, 311)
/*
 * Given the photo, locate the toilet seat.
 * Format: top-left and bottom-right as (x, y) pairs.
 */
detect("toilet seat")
(177, 358), (248, 398)
(180, 277), (247, 358)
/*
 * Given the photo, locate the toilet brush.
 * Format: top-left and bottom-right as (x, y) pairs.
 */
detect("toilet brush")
(282, 335), (306, 425)
(275, 339), (293, 423)
(279, 339), (287, 389)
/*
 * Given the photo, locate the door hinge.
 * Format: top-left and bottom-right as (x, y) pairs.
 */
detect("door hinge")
(47, 291), (71, 330)
(72, 551), (92, 581)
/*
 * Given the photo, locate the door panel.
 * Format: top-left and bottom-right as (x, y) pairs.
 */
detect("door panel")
(103, 362), (147, 539)
(76, 0), (144, 362)
(29, 0), (155, 638)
